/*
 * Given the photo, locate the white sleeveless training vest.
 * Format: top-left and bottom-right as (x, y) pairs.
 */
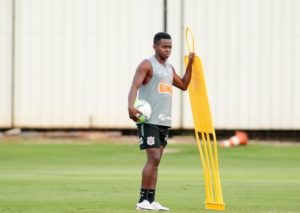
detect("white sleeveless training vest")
(138, 55), (173, 127)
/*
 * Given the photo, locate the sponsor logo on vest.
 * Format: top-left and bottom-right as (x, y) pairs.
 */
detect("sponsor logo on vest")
(147, 136), (155, 146)
(158, 70), (169, 76)
(158, 114), (172, 121)
(158, 80), (172, 94)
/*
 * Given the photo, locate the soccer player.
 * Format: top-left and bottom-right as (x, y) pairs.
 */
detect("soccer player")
(128, 32), (194, 211)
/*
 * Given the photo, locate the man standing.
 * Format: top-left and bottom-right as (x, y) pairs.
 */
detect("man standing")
(128, 32), (194, 211)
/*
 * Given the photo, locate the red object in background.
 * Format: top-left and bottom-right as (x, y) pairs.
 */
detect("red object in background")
(221, 131), (248, 148)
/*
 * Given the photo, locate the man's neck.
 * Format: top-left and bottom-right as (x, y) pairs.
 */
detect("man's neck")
(154, 55), (166, 65)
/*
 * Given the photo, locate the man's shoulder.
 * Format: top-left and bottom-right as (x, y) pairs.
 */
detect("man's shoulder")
(138, 58), (152, 71)
(141, 58), (152, 65)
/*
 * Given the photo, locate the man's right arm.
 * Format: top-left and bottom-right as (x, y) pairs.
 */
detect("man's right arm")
(128, 60), (151, 122)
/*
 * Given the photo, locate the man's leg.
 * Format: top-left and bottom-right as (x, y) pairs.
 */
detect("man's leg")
(141, 147), (163, 189)
(138, 145), (169, 211)
(136, 147), (162, 210)
(148, 145), (165, 190)
(136, 124), (169, 210)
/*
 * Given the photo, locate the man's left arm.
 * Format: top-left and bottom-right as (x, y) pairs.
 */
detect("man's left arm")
(173, 52), (195, 91)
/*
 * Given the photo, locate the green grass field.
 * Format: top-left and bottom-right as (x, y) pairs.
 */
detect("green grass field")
(0, 138), (299, 213)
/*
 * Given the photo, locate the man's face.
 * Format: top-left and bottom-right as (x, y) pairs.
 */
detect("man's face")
(153, 39), (172, 59)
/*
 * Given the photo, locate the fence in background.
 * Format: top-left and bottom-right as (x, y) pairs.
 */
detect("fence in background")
(0, 0), (299, 130)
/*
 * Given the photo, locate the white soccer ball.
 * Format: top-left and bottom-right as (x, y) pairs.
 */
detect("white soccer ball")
(134, 99), (152, 123)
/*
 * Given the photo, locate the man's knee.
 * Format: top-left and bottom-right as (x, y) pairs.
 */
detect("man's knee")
(146, 151), (161, 166)
(148, 156), (161, 167)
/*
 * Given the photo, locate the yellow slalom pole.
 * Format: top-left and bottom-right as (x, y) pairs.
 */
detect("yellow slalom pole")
(206, 132), (218, 202)
(212, 133), (224, 203)
(184, 27), (225, 211)
(201, 132), (213, 203)
(194, 131), (210, 202)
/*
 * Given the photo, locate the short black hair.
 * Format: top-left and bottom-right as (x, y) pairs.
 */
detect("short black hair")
(153, 32), (171, 44)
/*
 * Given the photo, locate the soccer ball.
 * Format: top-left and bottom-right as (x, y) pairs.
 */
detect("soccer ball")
(134, 99), (152, 123)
